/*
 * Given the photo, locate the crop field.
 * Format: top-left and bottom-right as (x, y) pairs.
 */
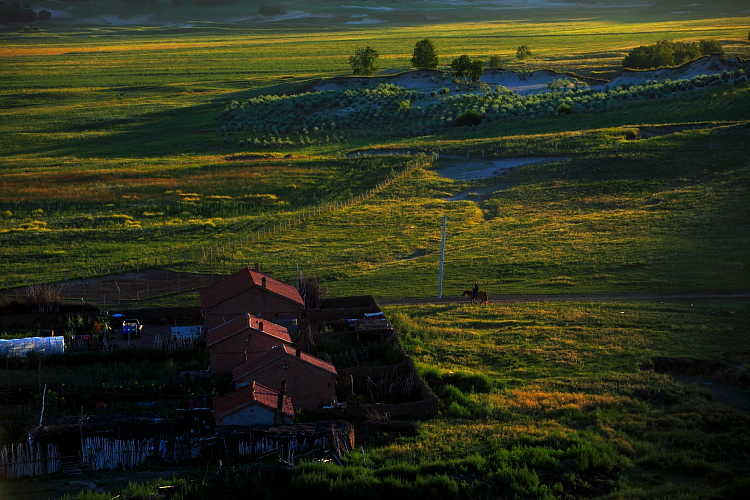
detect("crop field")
(1, 1), (750, 499)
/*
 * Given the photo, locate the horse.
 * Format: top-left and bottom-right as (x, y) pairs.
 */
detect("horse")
(462, 290), (489, 304)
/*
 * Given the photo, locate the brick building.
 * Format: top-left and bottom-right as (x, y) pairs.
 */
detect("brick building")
(207, 313), (292, 374)
(212, 381), (294, 426)
(232, 345), (337, 410)
(200, 266), (305, 332)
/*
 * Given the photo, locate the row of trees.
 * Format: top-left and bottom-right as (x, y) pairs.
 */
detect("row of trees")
(349, 39), (534, 78)
(622, 39), (724, 70)
(351, 37), (726, 77)
(0, 2), (51, 23)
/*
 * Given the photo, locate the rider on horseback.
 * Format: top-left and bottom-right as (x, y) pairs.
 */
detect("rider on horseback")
(472, 282), (479, 299)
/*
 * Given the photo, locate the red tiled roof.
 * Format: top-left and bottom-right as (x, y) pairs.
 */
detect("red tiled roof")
(232, 344), (337, 381)
(199, 267), (304, 310)
(213, 381), (294, 419)
(206, 313), (292, 347)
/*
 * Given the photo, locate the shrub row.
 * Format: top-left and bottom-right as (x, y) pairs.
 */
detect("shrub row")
(219, 69), (747, 143)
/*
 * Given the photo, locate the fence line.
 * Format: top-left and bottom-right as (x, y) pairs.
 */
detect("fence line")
(5, 139), (745, 293)
(0, 442), (60, 478)
(3, 155), (432, 294)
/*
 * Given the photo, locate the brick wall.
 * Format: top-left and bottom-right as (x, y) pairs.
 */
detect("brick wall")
(235, 356), (337, 410)
(205, 288), (303, 330)
(210, 331), (291, 374)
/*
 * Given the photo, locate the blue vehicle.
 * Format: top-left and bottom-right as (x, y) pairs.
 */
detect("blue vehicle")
(121, 319), (142, 338)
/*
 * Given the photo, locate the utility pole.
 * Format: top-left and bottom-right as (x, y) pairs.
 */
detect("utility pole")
(438, 215), (446, 299)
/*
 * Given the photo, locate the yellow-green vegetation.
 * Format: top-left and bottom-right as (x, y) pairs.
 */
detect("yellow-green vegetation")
(2, 4), (750, 499)
(379, 300), (750, 498)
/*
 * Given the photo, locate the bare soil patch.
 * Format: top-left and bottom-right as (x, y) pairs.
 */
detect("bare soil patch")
(434, 156), (564, 181)
(2, 270), (219, 308)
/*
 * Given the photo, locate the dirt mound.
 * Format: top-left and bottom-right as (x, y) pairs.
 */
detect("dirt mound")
(313, 55), (747, 96)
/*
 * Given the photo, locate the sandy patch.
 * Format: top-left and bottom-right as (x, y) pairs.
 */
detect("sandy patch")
(608, 55), (747, 88)
(260, 11), (322, 22)
(433, 156), (563, 181)
(482, 69), (572, 95)
(346, 16), (386, 24)
(97, 15), (152, 25)
(315, 55), (746, 98)
(343, 5), (396, 11)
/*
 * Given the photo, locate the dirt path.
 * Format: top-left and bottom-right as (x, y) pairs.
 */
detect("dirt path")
(380, 292), (750, 306)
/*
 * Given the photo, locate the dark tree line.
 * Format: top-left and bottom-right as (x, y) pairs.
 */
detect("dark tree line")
(0, 1), (49, 23)
(623, 39), (724, 70)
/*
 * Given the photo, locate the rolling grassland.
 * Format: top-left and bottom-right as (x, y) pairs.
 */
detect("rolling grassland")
(1, 5), (750, 499)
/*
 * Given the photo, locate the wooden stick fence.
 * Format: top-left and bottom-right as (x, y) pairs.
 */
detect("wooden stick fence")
(80, 436), (202, 471)
(81, 437), (154, 470)
(0, 442), (60, 478)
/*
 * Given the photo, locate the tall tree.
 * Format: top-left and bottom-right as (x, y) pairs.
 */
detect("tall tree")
(349, 46), (379, 76)
(450, 55), (472, 78)
(411, 39), (439, 69)
(450, 55), (484, 83)
(516, 45), (533, 61)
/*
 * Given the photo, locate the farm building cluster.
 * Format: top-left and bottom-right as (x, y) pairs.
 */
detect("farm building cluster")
(1, 265), (437, 478)
(201, 265), (338, 425)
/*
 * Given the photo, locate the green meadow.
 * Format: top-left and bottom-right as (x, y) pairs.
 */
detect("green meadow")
(1, 2), (750, 498)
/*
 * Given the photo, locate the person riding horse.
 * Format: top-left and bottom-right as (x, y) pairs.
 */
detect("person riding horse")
(472, 282), (479, 299)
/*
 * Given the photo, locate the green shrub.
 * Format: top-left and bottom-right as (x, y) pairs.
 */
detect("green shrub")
(443, 371), (493, 393)
(487, 55), (503, 68)
(454, 110), (483, 127)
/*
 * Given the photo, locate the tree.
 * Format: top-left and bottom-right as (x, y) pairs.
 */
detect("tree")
(451, 55), (471, 77)
(623, 39), (723, 70)
(487, 55), (503, 69)
(450, 55), (484, 83)
(349, 46), (379, 76)
(411, 39), (439, 69)
(699, 39), (724, 56)
(516, 45), (533, 61)
(468, 60), (484, 83)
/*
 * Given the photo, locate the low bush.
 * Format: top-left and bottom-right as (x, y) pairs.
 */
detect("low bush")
(454, 110), (483, 127)
(259, 5), (287, 16)
(442, 371), (493, 393)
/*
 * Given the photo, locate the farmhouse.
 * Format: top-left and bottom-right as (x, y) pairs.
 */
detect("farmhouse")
(212, 381), (294, 426)
(200, 265), (304, 332)
(233, 344), (337, 410)
(206, 313), (292, 374)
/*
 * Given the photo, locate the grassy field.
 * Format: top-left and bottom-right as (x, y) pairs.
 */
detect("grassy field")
(1, 14), (749, 295)
(2, 4), (750, 499)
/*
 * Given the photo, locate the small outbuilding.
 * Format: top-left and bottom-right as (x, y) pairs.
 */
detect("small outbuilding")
(212, 381), (294, 426)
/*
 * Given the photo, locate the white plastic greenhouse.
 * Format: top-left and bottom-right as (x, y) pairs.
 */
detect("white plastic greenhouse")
(0, 336), (65, 357)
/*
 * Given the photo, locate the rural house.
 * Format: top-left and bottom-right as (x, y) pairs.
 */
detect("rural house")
(212, 381), (294, 426)
(200, 265), (305, 332)
(232, 344), (337, 410)
(206, 313), (292, 374)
